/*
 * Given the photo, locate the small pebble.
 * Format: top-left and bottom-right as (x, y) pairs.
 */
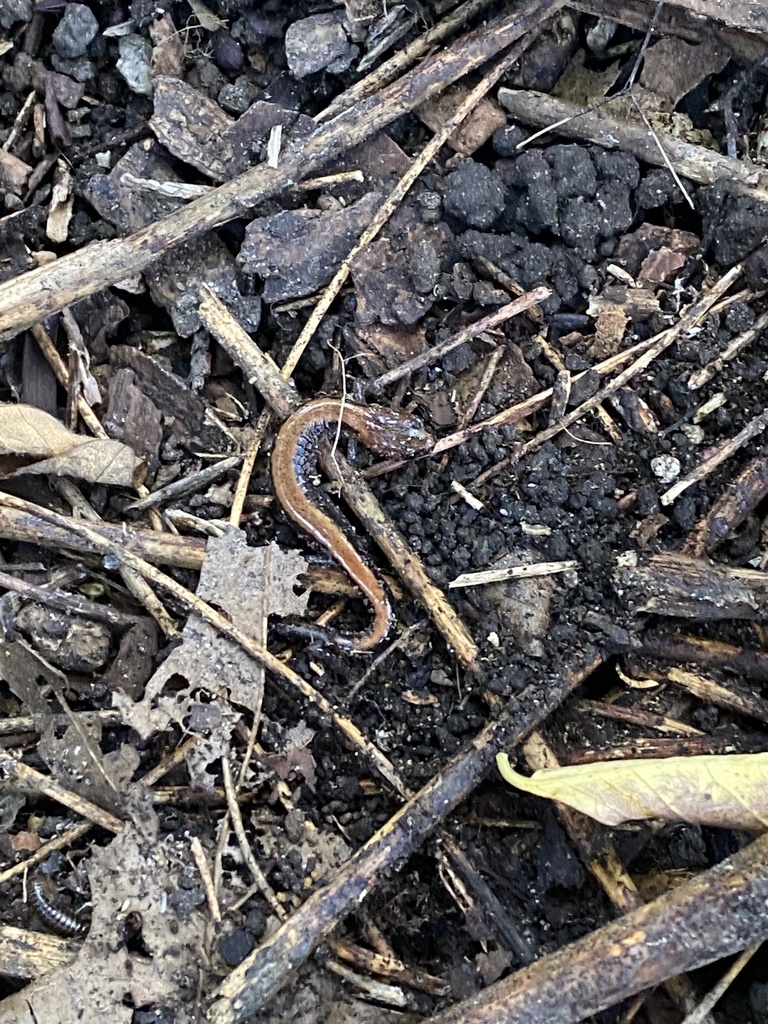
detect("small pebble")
(650, 454), (681, 485)
(218, 928), (254, 967)
(285, 13), (350, 78)
(117, 34), (153, 96)
(0, 0), (32, 31)
(52, 4), (99, 59)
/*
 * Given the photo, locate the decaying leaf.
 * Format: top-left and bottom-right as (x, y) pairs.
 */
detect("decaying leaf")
(496, 751), (768, 832)
(0, 824), (207, 1024)
(114, 532), (310, 788)
(0, 404), (142, 487)
(0, 634), (66, 714)
(259, 721), (317, 791)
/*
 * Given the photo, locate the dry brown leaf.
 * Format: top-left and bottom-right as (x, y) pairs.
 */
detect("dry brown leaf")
(497, 752), (768, 831)
(0, 404), (142, 487)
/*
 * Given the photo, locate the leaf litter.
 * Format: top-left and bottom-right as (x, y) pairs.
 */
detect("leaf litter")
(114, 531), (310, 788)
(0, 404), (142, 488)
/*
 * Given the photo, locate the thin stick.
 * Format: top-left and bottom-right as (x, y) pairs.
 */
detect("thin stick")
(191, 836), (222, 925)
(0, 757), (123, 833)
(661, 409), (768, 506)
(140, 736), (199, 788)
(317, 0), (496, 123)
(0, 569), (137, 627)
(370, 289), (550, 393)
(0, 505), (207, 570)
(230, 433), (263, 527)
(30, 324), (106, 440)
(688, 308), (768, 390)
(0, 822), (92, 885)
(0, 709), (121, 738)
(680, 943), (760, 1024)
(125, 456), (242, 512)
(221, 758), (285, 920)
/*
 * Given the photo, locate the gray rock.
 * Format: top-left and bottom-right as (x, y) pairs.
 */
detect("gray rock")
(117, 34), (153, 96)
(285, 13), (350, 78)
(52, 3), (99, 59)
(0, 0), (32, 31)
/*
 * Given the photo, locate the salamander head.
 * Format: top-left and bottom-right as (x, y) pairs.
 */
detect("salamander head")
(361, 405), (435, 459)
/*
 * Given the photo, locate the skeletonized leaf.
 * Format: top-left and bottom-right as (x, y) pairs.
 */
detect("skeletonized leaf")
(496, 752), (768, 832)
(0, 404), (141, 487)
(114, 533), (310, 789)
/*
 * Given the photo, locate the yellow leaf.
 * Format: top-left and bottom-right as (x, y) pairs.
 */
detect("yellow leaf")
(496, 752), (768, 832)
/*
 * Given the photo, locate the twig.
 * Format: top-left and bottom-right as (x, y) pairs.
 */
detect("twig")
(0, 822), (92, 885)
(191, 836), (222, 925)
(684, 456), (768, 556)
(334, 938), (449, 996)
(370, 289), (550, 393)
(125, 456), (242, 512)
(0, 757), (123, 833)
(229, 432), (263, 527)
(207, 654), (601, 1023)
(660, 409), (768, 506)
(0, 709), (121, 739)
(0, 569), (137, 628)
(140, 736), (199, 788)
(220, 758), (285, 920)
(680, 943), (760, 1024)
(687, 308), (768, 390)
(0, 504), (207, 570)
(317, 0), (496, 122)
(666, 667), (768, 727)
(424, 329), (689, 463)
(324, 961), (408, 1007)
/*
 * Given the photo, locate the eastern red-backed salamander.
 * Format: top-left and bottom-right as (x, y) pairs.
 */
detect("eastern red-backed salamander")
(271, 398), (434, 653)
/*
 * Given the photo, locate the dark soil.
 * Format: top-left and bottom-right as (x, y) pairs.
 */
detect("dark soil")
(1, 3), (768, 1024)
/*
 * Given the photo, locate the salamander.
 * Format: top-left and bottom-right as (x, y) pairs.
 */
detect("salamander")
(271, 398), (434, 652)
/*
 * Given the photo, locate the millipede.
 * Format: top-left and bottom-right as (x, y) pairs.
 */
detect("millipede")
(30, 880), (82, 937)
